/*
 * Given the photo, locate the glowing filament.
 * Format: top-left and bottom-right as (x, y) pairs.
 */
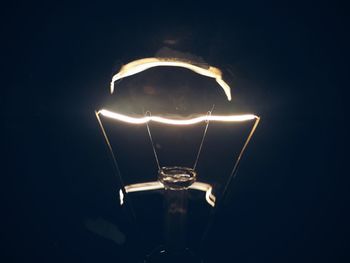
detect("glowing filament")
(111, 57), (232, 101)
(98, 109), (258, 125)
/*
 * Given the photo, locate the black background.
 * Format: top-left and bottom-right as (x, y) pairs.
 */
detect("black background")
(2, 0), (348, 262)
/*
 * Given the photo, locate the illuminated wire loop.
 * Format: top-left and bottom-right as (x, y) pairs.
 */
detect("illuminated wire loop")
(97, 109), (258, 125)
(111, 57), (232, 101)
(119, 181), (216, 207)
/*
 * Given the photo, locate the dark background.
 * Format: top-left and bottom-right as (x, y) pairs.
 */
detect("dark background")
(2, 0), (348, 262)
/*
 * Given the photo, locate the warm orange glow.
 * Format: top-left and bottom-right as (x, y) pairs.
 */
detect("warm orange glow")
(111, 57), (232, 101)
(97, 109), (258, 125)
(119, 181), (216, 207)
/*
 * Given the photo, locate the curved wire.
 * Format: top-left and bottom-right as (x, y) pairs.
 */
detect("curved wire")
(97, 109), (258, 125)
(110, 57), (232, 101)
